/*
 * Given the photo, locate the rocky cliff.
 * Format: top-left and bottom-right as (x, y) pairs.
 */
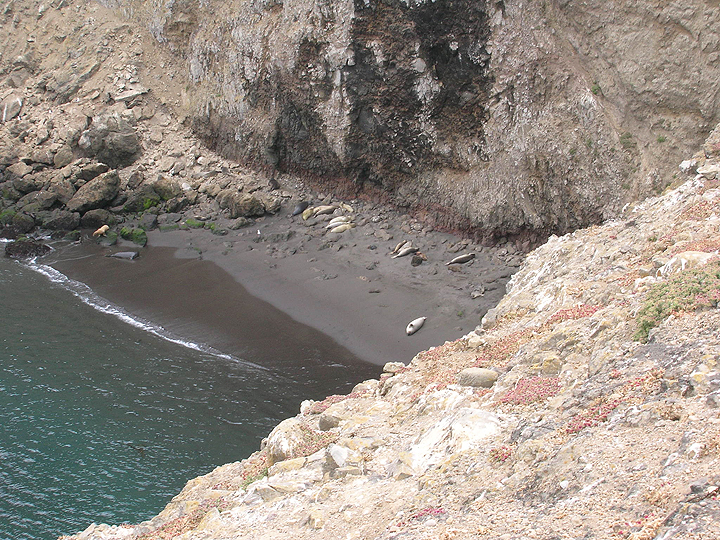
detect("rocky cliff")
(99, 0), (720, 243)
(65, 125), (720, 540)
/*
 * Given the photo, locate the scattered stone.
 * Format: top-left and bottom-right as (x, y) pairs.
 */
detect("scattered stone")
(0, 95), (23, 123)
(457, 367), (499, 388)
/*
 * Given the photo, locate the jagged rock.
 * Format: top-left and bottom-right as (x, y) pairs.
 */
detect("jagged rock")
(80, 209), (115, 229)
(42, 61), (100, 103)
(151, 175), (182, 200)
(48, 176), (76, 204)
(75, 162), (110, 182)
(17, 190), (57, 211)
(31, 148), (55, 165)
(53, 145), (74, 168)
(44, 209), (81, 230)
(0, 143), (17, 166)
(5, 239), (50, 258)
(7, 161), (33, 179)
(217, 190), (265, 218)
(12, 174), (40, 194)
(0, 95), (22, 123)
(77, 112), (140, 168)
(139, 212), (158, 231)
(66, 170), (120, 213)
(11, 212), (35, 233)
(122, 184), (161, 213)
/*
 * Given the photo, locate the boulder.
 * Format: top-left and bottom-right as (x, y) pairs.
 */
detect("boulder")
(122, 184), (161, 213)
(139, 212), (158, 231)
(31, 148), (55, 166)
(75, 162), (109, 182)
(151, 175), (182, 200)
(17, 190), (57, 211)
(457, 367), (499, 388)
(66, 170), (120, 213)
(53, 144), (75, 169)
(7, 161), (33, 179)
(12, 174), (40, 194)
(264, 417), (307, 466)
(80, 209), (116, 229)
(5, 239), (50, 259)
(77, 112), (140, 168)
(48, 176), (76, 204)
(0, 95), (22, 123)
(119, 226), (148, 246)
(44, 209), (81, 230)
(11, 212), (35, 234)
(217, 190), (266, 218)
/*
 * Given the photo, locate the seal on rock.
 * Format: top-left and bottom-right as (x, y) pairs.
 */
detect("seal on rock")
(406, 316), (426, 335)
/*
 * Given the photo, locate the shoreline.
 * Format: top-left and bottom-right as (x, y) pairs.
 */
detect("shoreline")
(44, 201), (517, 372)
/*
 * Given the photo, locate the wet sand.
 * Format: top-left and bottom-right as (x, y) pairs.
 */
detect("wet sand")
(46, 203), (515, 374)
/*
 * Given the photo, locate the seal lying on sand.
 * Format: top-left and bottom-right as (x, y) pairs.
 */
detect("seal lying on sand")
(406, 316), (427, 335)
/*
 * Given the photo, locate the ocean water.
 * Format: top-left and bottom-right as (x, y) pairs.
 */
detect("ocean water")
(0, 251), (375, 540)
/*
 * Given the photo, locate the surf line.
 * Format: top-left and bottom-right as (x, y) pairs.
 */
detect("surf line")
(23, 260), (269, 373)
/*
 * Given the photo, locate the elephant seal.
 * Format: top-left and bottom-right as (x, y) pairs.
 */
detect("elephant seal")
(292, 201), (309, 216)
(406, 317), (427, 335)
(392, 246), (419, 259)
(446, 253), (475, 265)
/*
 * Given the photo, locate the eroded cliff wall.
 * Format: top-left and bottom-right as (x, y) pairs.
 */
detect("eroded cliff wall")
(109, 0), (720, 243)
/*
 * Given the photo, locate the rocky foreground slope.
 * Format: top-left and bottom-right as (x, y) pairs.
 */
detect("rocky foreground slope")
(64, 127), (720, 539)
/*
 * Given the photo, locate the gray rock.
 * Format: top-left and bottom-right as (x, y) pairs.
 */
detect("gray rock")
(457, 367), (499, 388)
(66, 170), (120, 213)
(7, 161), (33, 179)
(75, 162), (109, 182)
(77, 112), (140, 168)
(48, 176), (76, 204)
(43, 61), (100, 104)
(318, 413), (341, 431)
(44, 209), (81, 230)
(11, 212), (35, 234)
(0, 95), (22, 123)
(80, 209), (115, 229)
(12, 174), (40, 194)
(17, 190), (57, 210)
(217, 190), (266, 218)
(139, 212), (158, 231)
(122, 184), (161, 213)
(31, 148), (55, 166)
(151, 175), (182, 200)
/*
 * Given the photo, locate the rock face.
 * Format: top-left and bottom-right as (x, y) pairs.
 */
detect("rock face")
(110, 0), (719, 242)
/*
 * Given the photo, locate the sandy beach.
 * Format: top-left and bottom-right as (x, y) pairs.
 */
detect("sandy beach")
(46, 198), (517, 372)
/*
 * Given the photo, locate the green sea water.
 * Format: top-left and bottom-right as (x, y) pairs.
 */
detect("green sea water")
(0, 253), (375, 540)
